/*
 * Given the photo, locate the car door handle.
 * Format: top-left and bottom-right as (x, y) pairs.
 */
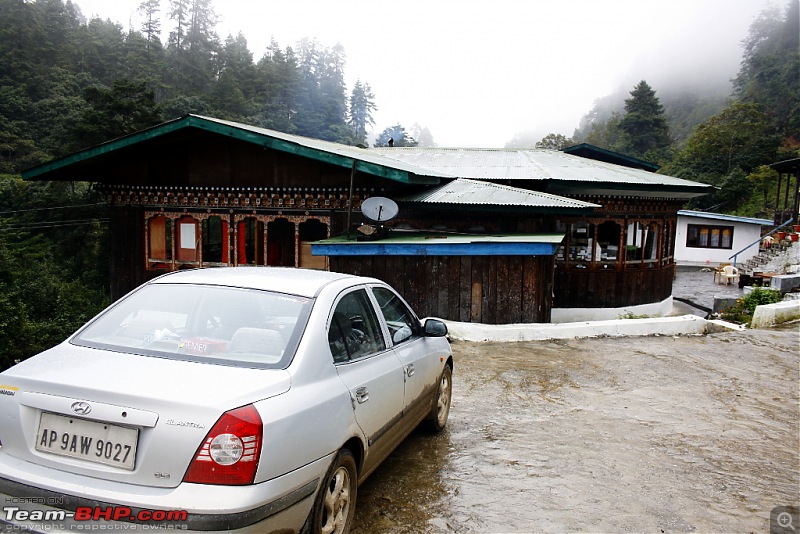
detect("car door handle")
(354, 387), (369, 404)
(405, 364), (415, 377)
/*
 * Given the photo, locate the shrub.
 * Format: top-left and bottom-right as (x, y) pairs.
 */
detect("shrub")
(720, 287), (783, 325)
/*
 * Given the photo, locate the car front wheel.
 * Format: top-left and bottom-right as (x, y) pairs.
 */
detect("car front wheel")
(310, 448), (357, 534)
(425, 365), (452, 433)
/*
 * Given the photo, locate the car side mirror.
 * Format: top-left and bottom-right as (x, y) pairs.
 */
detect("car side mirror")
(423, 319), (448, 337)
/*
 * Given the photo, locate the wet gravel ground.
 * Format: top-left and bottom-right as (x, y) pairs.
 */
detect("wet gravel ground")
(672, 265), (743, 315)
(352, 325), (799, 533)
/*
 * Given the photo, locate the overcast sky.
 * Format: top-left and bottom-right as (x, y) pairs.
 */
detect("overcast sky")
(73, 0), (774, 148)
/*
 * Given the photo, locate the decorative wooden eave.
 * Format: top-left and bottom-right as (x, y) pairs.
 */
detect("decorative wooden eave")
(98, 184), (371, 211)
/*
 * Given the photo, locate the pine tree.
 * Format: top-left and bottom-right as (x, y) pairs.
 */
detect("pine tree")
(410, 123), (435, 147)
(167, 0), (190, 51)
(316, 44), (348, 142)
(617, 80), (671, 161)
(347, 80), (376, 146)
(165, 0), (219, 94)
(254, 41), (301, 133)
(375, 124), (417, 147)
(138, 0), (161, 54)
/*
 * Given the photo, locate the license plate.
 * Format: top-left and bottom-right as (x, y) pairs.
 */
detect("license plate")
(35, 412), (138, 470)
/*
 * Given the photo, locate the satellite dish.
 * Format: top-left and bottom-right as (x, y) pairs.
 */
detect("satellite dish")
(360, 197), (399, 223)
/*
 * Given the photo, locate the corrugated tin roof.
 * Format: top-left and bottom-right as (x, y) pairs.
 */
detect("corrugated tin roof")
(399, 178), (599, 210)
(371, 147), (707, 189)
(22, 115), (450, 185)
(22, 115), (712, 201)
(196, 116), (456, 180)
(677, 210), (774, 226)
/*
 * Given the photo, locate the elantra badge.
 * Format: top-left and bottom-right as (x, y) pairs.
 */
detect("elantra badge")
(70, 401), (92, 415)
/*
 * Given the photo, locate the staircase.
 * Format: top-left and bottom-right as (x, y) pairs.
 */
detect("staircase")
(739, 238), (800, 276)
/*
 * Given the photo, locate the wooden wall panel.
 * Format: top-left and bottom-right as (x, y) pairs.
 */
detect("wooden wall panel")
(329, 255), (553, 324)
(553, 266), (673, 309)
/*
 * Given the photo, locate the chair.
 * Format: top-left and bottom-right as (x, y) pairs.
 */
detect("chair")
(713, 263), (731, 284)
(721, 265), (739, 286)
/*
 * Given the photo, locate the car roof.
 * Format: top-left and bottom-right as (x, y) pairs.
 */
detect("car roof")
(150, 267), (367, 298)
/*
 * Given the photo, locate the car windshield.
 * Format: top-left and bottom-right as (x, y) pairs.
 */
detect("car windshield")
(72, 283), (313, 369)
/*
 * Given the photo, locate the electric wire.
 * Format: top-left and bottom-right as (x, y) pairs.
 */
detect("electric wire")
(0, 202), (106, 216)
(0, 218), (109, 231)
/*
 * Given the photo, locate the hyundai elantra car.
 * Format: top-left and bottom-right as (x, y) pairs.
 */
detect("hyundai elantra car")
(0, 267), (453, 533)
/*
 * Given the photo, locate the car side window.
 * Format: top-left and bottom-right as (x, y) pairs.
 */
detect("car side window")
(328, 289), (386, 363)
(371, 286), (421, 345)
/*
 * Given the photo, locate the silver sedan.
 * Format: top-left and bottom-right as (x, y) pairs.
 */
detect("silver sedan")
(0, 267), (453, 533)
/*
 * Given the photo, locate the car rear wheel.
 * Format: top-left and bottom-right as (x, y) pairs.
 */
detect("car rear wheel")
(310, 448), (357, 534)
(424, 365), (452, 433)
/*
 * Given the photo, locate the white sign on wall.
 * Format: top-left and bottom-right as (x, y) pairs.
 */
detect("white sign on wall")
(180, 223), (196, 249)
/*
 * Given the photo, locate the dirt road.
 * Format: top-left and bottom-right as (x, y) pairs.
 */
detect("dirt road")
(352, 326), (799, 533)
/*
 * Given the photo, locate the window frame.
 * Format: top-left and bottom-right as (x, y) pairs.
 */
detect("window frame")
(686, 224), (734, 250)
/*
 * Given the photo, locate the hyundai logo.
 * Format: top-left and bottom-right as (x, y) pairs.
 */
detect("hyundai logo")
(70, 401), (92, 415)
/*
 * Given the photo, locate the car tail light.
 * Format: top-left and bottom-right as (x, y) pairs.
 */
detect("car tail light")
(183, 405), (262, 485)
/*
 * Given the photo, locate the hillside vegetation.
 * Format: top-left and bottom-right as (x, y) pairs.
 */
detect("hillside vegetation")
(571, 1), (799, 216)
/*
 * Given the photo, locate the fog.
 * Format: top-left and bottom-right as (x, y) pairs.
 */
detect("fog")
(74, 0), (776, 147)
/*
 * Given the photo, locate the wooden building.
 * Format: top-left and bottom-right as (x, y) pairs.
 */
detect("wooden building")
(23, 115), (713, 324)
(771, 158), (800, 226)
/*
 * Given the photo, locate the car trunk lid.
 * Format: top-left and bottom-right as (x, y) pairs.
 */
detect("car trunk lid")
(0, 342), (289, 488)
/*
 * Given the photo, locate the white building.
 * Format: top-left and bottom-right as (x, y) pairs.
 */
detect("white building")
(675, 210), (773, 266)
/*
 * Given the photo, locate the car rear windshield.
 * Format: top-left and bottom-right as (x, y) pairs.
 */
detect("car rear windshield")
(72, 283), (313, 369)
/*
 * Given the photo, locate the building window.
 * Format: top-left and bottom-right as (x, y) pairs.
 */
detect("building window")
(625, 221), (645, 265)
(202, 216), (228, 264)
(686, 224), (734, 249)
(643, 222), (660, 265)
(596, 221), (621, 268)
(145, 211), (330, 271)
(568, 221), (594, 265)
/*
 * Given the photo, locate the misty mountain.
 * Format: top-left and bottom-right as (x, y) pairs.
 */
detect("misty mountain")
(573, 77), (732, 148)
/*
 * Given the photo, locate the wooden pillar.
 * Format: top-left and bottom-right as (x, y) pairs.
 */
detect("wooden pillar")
(783, 171), (792, 222)
(294, 222), (300, 268)
(263, 222), (268, 267)
(793, 171), (800, 223)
